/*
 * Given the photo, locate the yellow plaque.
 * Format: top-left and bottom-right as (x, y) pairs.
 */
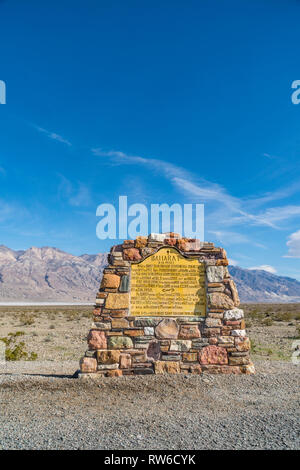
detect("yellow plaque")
(130, 247), (206, 316)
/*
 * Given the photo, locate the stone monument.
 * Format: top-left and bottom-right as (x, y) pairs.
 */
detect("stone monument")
(79, 233), (255, 377)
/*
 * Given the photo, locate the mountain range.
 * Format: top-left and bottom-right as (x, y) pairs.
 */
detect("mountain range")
(0, 245), (299, 303)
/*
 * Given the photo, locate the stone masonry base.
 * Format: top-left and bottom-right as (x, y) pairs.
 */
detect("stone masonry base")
(79, 233), (255, 377)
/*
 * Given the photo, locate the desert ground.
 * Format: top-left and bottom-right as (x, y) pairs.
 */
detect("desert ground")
(0, 304), (299, 450)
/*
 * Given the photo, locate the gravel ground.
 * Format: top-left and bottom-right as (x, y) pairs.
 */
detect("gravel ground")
(0, 360), (299, 450)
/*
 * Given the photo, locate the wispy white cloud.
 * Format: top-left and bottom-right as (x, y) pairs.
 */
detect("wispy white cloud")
(92, 148), (189, 180)
(246, 181), (300, 208)
(92, 147), (300, 232)
(249, 265), (277, 274)
(208, 230), (250, 245)
(284, 229), (300, 258)
(0, 199), (30, 224)
(57, 174), (91, 207)
(34, 126), (72, 147)
(0, 199), (14, 222)
(69, 183), (91, 207)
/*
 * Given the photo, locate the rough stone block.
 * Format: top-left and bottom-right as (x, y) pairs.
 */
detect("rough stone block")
(92, 322), (111, 330)
(205, 318), (222, 327)
(101, 273), (120, 289)
(235, 336), (251, 352)
(97, 350), (120, 364)
(135, 236), (148, 248)
(155, 318), (179, 339)
(228, 279), (240, 306)
(123, 248), (142, 261)
(231, 329), (246, 337)
(87, 330), (107, 350)
(202, 365), (241, 374)
(206, 266), (226, 283)
(199, 345), (228, 365)
(165, 238), (177, 246)
(146, 341), (161, 361)
(189, 364), (202, 374)
(123, 329), (144, 336)
(170, 340), (192, 351)
(107, 336), (133, 349)
(148, 233), (166, 242)
(98, 363), (119, 370)
(218, 336), (234, 344)
(229, 356), (250, 366)
(224, 308), (244, 321)
(119, 275), (130, 292)
(144, 326), (154, 336)
(80, 357), (97, 373)
(111, 318), (129, 329)
(182, 352), (198, 362)
(105, 293), (129, 309)
(208, 293), (234, 310)
(120, 353), (131, 369)
(154, 361), (180, 374)
(179, 324), (201, 339)
(134, 318), (160, 327)
(203, 327), (221, 337)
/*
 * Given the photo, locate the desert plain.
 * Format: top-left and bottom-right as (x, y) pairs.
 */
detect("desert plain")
(0, 304), (299, 450)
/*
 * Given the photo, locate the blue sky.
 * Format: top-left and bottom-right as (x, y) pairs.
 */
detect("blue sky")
(1, 0), (300, 278)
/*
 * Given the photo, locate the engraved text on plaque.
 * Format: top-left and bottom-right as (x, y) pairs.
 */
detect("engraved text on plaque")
(130, 247), (206, 316)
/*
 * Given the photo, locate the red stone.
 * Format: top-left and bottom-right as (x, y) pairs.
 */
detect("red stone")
(165, 238), (177, 246)
(179, 324), (201, 339)
(123, 248), (142, 261)
(209, 337), (218, 345)
(224, 320), (241, 326)
(87, 330), (107, 350)
(203, 328), (221, 337)
(199, 345), (228, 365)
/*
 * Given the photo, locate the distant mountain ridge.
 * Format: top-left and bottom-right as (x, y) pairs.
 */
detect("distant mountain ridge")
(0, 245), (299, 303)
(228, 266), (300, 303)
(0, 245), (107, 302)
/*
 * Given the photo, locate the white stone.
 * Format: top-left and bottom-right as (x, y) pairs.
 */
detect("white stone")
(97, 363), (119, 370)
(144, 327), (154, 336)
(217, 336), (234, 344)
(224, 308), (244, 320)
(231, 329), (246, 337)
(206, 266), (226, 283)
(170, 340), (192, 351)
(92, 322), (111, 330)
(95, 298), (105, 305)
(148, 233), (166, 242)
